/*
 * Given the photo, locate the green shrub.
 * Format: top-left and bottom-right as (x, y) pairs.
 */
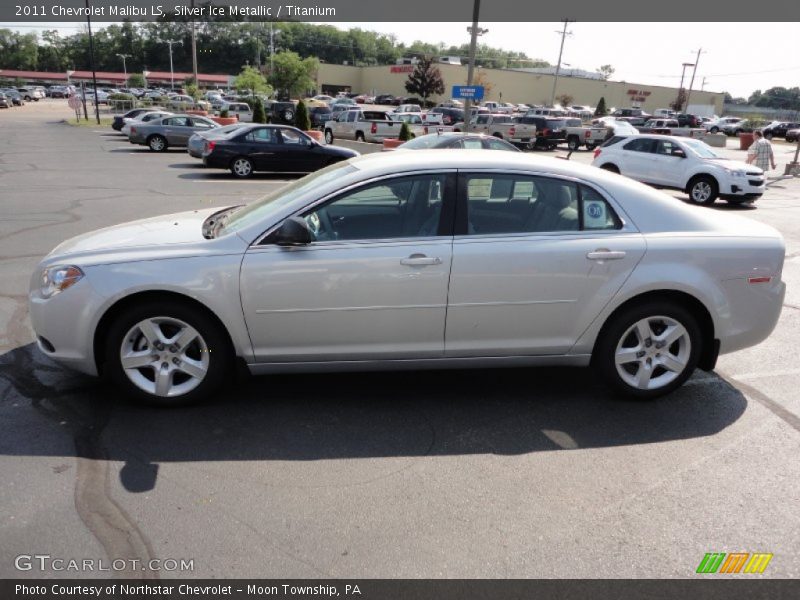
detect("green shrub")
(252, 97), (267, 124)
(398, 121), (412, 141)
(295, 100), (311, 131)
(220, 108), (229, 118)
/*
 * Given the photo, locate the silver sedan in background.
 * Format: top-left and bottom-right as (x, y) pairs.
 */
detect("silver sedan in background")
(28, 151), (785, 406)
(128, 114), (219, 151)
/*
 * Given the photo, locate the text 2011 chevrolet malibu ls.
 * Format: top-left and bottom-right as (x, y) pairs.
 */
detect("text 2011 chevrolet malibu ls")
(29, 151), (785, 405)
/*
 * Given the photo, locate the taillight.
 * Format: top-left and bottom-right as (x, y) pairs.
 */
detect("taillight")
(543, 128), (550, 136)
(593, 147), (602, 159)
(748, 276), (772, 284)
(130, 127), (136, 134)
(424, 126), (428, 134)
(206, 141), (216, 153)
(508, 126), (515, 136)
(584, 130), (590, 138)
(371, 122), (377, 134)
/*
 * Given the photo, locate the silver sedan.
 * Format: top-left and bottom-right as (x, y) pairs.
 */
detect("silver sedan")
(128, 114), (219, 151)
(28, 151), (785, 405)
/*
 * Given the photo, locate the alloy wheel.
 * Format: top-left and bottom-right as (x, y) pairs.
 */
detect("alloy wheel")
(120, 317), (210, 398)
(232, 158), (253, 177)
(614, 316), (691, 391)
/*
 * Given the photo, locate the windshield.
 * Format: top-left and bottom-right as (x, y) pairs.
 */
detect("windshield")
(219, 162), (359, 236)
(682, 138), (722, 159)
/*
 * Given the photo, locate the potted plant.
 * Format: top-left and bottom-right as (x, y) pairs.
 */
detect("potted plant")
(383, 121), (412, 150)
(296, 100), (323, 142)
(211, 108), (238, 126)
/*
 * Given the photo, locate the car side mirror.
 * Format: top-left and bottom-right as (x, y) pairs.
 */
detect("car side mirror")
(671, 149), (686, 158)
(272, 217), (313, 246)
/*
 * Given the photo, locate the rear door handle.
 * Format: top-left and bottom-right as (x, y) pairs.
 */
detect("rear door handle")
(587, 249), (626, 260)
(401, 254), (442, 266)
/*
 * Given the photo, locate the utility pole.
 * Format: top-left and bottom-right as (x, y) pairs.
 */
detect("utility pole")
(84, 0), (100, 124)
(116, 53), (130, 85)
(164, 40), (182, 90)
(700, 76), (708, 91)
(549, 19), (573, 107)
(190, 0), (198, 85)
(464, 0), (486, 134)
(678, 62), (694, 111)
(685, 48), (704, 111)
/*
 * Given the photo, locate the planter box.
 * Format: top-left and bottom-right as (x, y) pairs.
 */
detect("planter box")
(382, 138), (404, 150)
(305, 130), (324, 143)
(739, 132), (755, 150)
(702, 133), (726, 148)
(211, 116), (238, 126)
(186, 109), (208, 117)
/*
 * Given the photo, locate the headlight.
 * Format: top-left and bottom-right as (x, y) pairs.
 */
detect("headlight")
(41, 265), (84, 298)
(725, 168), (746, 177)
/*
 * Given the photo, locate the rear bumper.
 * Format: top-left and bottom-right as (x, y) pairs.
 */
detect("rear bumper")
(718, 277), (785, 355)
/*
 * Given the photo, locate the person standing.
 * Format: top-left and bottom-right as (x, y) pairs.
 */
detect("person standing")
(747, 130), (777, 172)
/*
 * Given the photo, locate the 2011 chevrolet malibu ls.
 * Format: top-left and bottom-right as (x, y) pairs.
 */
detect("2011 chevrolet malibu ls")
(29, 151), (785, 406)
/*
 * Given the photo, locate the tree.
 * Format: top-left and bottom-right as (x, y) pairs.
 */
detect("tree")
(594, 97), (608, 116)
(127, 73), (146, 88)
(556, 93), (574, 108)
(405, 56), (445, 105)
(295, 99), (311, 131)
(268, 51), (318, 100)
(252, 97), (267, 124)
(669, 88), (688, 112)
(473, 70), (494, 99)
(235, 66), (271, 97)
(597, 65), (615, 81)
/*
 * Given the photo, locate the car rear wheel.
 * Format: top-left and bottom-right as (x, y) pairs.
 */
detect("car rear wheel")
(148, 135), (167, 152)
(709, 126), (719, 133)
(355, 131), (365, 142)
(324, 129), (334, 144)
(688, 176), (718, 205)
(595, 302), (701, 399)
(105, 302), (232, 406)
(764, 132), (773, 140)
(567, 136), (581, 151)
(230, 157), (254, 178)
(600, 163), (620, 173)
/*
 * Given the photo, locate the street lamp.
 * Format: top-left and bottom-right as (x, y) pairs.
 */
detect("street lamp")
(163, 40), (182, 90)
(463, 0), (488, 133)
(116, 53), (130, 85)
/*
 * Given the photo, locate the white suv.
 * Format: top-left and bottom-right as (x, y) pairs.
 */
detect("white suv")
(591, 134), (765, 205)
(705, 116), (741, 133)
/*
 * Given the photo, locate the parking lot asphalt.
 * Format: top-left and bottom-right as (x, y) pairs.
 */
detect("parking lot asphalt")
(1, 101), (799, 579)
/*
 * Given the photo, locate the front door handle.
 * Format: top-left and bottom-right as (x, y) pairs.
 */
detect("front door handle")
(587, 249), (626, 260)
(401, 253), (442, 266)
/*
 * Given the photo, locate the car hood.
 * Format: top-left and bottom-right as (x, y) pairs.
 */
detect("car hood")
(702, 158), (761, 173)
(49, 208), (223, 258)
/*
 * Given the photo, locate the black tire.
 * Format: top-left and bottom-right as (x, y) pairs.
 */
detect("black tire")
(492, 132), (503, 139)
(105, 301), (232, 407)
(586, 143), (597, 151)
(148, 135), (167, 152)
(600, 163), (620, 173)
(567, 136), (581, 151)
(355, 131), (365, 142)
(324, 129), (334, 144)
(594, 301), (702, 400)
(687, 175), (718, 205)
(764, 131), (773, 140)
(230, 156), (254, 178)
(709, 126), (719, 133)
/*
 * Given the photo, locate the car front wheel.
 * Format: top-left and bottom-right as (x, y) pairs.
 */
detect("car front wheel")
(688, 176), (718, 205)
(595, 302), (701, 399)
(324, 129), (334, 144)
(105, 302), (232, 406)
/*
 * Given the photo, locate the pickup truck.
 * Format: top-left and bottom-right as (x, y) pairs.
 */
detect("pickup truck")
(324, 109), (439, 143)
(469, 113), (537, 147)
(565, 119), (611, 151)
(637, 119), (706, 138)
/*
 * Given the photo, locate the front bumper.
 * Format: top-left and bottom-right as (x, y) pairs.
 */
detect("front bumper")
(28, 274), (104, 376)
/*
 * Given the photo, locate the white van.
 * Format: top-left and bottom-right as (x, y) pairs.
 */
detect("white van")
(220, 102), (253, 122)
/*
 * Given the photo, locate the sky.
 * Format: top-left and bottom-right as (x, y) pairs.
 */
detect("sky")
(3, 21), (799, 98)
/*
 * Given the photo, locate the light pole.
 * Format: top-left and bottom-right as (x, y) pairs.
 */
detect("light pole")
(464, 0), (487, 134)
(550, 19), (573, 107)
(116, 53), (130, 85)
(190, 0), (198, 85)
(679, 62), (694, 111)
(84, 0), (100, 124)
(164, 40), (182, 90)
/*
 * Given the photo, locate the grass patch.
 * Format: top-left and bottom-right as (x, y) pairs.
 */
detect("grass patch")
(64, 117), (114, 128)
